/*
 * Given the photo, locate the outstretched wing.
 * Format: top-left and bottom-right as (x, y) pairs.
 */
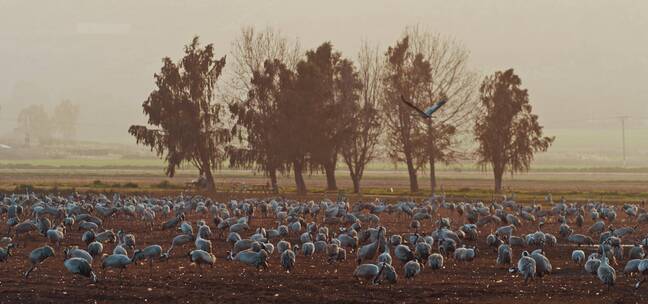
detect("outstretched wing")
(400, 95), (429, 118)
(423, 98), (447, 116)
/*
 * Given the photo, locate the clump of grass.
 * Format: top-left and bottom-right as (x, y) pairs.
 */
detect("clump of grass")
(91, 180), (105, 187)
(91, 180), (140, 188)
(14, 184), (34, 193)
(122, 182), (138, 188)
(152, 180), (181, 189)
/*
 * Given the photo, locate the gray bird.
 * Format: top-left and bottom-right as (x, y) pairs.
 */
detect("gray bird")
(64, 257), (97, 283)
(400, 95), (447, 119)
(24, 246), (55, 278)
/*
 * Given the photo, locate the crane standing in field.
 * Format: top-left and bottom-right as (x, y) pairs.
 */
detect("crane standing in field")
(4, 190), (648, 295)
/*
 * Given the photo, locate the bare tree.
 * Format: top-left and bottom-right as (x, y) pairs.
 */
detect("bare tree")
(340, 42), (383, 193)
(405, 27), (478, 193)
(381, 35), (432, 193)
(475, 68), (554, 193)
(381, 27), (477, 194)
(227, 26), (301, 103)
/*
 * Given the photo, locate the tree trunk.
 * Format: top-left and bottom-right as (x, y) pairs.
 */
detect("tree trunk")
(269, 168), (278, 194)
(405, 156), (419, 193)
(429, 157), (436, 195)
(293, 160), (307, 195)
(426, 121), (436, 195)
(493, 165), (504, 193)
(344, 156), (362, 194)
(197, 146), (215, 192)
(324, 161), (337, 191)
(204, 166), (215, 192)
(350, 171), (361, 194)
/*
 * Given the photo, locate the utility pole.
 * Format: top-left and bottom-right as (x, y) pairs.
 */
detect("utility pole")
(618, 116), (629, 167)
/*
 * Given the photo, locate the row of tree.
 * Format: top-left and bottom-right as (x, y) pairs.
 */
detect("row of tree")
(129, 26), (553, 194)
(16, 100), (80, 144)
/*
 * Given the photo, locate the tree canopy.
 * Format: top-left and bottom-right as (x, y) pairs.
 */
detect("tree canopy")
(474, 68), (554, 193)
(229, 59), (289, 192)
(127, 27), (557, 196)
(340, 42), (383, 193)
(53, 100), (80, 139)
(129, 37), (230, 190)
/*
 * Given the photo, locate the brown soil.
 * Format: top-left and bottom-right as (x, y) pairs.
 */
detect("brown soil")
(5, 169), (648, 195)
(1, 197), (647, 304)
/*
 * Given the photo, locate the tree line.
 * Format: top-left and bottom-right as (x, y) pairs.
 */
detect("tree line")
(15, 100), (80, 145)
(129, 26), (553, 194)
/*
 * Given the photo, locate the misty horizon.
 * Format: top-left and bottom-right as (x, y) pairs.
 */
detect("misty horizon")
(1, 0), (647, 145)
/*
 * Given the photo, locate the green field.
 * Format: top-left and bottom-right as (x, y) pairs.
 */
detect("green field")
(2, 127), (648, 170)
(3, 163), (648, 203)
(2, 127), (648, 203)
(0, 158), (166, 169)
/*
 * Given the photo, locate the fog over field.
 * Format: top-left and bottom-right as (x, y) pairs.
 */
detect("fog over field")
(7, 4), (648, 303)
(0, 0), (647, 167)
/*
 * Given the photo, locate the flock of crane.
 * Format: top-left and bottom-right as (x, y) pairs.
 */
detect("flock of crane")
(2, 192), (648, 292)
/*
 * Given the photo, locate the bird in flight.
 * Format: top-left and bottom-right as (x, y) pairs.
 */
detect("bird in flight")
(400, 95), (447, 119)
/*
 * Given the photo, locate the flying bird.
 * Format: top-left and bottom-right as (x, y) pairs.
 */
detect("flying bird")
(400, 95), (447, 119)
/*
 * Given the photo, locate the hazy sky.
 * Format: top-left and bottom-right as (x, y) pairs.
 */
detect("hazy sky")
(0, 0), (647, 143)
